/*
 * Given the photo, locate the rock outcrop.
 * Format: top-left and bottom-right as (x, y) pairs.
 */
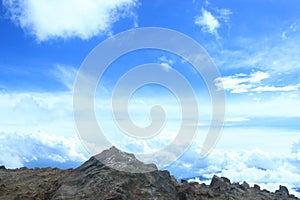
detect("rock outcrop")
(177, 175), (298, 200)
(0, 147), (298, 199)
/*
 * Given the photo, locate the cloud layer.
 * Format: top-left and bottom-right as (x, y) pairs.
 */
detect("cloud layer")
(168, 143), (300, 197)
(1, 129), (300, 197)
(3, 0), (138, 41)
(0, 131), (88, 168)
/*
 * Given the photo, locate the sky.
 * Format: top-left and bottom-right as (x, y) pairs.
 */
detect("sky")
(1, 0), (300, 196)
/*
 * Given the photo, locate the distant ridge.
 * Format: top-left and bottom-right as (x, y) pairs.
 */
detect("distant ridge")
(0, 147), (298, 199)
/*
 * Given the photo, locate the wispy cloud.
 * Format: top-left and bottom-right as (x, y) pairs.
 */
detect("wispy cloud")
(215, 38), (300, 73)
(215, 71), (300, 94)
(282, 22), (298, 39)
(215, 71), (269, 93)
(252, 85), (300, 93)
(52, 64), (78, 90)
(3, 0), (138, 41)
(216, 8), (232, 23)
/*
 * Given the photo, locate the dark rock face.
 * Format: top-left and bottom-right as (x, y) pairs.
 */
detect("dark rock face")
(0, 147), (299, 199)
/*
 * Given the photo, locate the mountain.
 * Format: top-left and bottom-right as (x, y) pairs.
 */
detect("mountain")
(0, 146), (298, 199)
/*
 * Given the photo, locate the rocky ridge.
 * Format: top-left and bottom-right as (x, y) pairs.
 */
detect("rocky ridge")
(0, 146), (298, 200)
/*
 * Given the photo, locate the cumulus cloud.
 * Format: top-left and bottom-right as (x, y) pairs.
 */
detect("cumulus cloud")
(3, 0), (138, 41)
(0, 131), (88, 168)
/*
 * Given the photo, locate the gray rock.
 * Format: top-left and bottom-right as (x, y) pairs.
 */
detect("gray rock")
(210, 175), (230, 191)
(253, 184), (261, 190)
(275, 185), (289, 197)
(240, 181), (250, 191)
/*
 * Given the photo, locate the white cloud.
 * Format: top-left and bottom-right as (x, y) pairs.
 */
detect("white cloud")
(158, 56), (174, 65)
(215, 71), (300, 94)
(0, 131), (88, 168)
(180, 144), (300, 197)
(158, 56), (175, 72)
(195, 8), (220, 37)
(215, 71), (269, 93)
(160, 62), (172, 72)
(194, 6), (232, 39)
(0, 91), (76, 136)
(3, 0), (138, 41)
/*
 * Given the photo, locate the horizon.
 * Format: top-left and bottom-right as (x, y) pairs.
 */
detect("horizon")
(1, 0), (300, 197)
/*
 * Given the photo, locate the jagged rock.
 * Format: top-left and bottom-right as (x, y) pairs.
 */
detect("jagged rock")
(240, 181), (250, 191)
(181, 179), (188, 183)
(53, 147), (177, 200)
(210, 175), (230, 191)
(263, 189), (270, 193)
(275, 185), (290, 197)
(0, 165), (6, 170)
(253, 184), (261, 190)
(0, 147), (299, 200)
(221, 176), (231, 184)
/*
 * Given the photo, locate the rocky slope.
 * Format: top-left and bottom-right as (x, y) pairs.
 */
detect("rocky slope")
(0, 147), (298, 200)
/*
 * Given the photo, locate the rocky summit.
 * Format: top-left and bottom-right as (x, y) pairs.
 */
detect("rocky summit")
(0, 147), (298, 200)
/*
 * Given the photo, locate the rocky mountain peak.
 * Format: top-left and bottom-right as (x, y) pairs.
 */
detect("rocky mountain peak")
(92, 146), (158, 173)
(0, 147), (299, 199)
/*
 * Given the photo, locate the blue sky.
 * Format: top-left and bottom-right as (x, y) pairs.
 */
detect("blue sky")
(1, 0), (300, 196)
